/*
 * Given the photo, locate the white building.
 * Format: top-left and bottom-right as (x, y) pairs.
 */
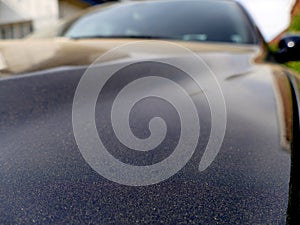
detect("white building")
(0, 0), (95, 39)
(0, 0), (60, 39)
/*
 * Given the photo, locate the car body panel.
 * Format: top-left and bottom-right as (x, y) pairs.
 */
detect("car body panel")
(1, 0), (299, 223)
(0, 38), (263, 76)
(0, 43), (298, 223)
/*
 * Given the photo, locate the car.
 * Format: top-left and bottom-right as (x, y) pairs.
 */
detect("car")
(0, 0), (299, 224)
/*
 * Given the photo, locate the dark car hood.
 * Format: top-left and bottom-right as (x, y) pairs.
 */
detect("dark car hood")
(0, 40), (298, 224)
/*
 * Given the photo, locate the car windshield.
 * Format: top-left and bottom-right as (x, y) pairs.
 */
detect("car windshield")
(62, 0), (258, 44)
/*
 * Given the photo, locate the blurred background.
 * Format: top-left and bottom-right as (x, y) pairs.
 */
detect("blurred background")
(0, 0), (116, 39)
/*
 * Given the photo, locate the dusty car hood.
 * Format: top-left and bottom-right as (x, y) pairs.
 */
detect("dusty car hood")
(0, 39), (299, 224)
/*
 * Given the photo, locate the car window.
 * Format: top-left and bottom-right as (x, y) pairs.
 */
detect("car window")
(63, 0), (258, 44)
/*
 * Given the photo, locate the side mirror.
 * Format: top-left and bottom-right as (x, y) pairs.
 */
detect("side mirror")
(275, 34), (300, 63)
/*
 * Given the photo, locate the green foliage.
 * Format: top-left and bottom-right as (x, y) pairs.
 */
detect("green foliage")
(289, 13), (300, 31)
(286, 13), (300, 73)
(269, 44), (278, 52)
(287, 61), (300, 72)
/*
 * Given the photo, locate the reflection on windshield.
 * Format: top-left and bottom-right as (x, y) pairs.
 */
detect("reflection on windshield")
(63, 0), (257, 44)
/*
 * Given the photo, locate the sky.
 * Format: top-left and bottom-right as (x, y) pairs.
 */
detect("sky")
(236, 0), (295, 41)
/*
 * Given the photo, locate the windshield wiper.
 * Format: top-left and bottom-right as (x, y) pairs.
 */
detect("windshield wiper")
(69, 35), (180, 40)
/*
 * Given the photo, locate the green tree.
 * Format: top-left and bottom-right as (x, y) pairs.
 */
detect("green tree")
(286, 12), (300, 72)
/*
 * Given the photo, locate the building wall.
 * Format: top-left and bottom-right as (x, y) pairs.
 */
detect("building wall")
(0, 21), (33, 39)
(0, 0), (101, 39)
(0, 2), (24, 24)
(59, 0), (90, 19)
(0, 0), (59, 38)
